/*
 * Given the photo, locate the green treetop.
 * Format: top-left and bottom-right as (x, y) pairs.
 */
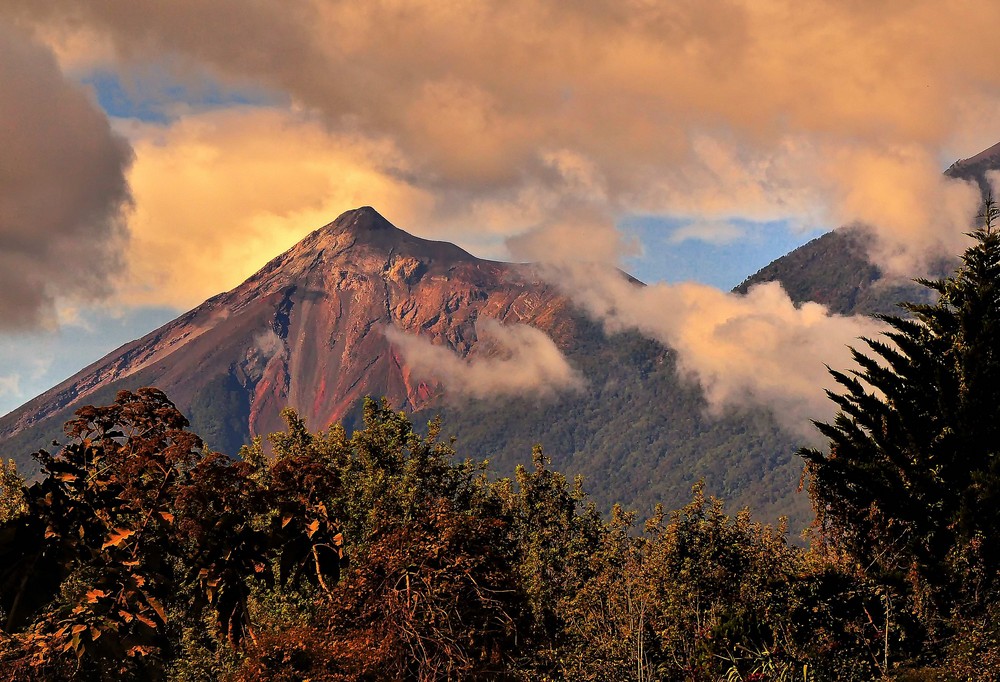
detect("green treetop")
(802, 197), (1000, 632)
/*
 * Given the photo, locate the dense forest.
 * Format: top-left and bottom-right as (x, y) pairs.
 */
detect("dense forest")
(2, 205), (1000, 681)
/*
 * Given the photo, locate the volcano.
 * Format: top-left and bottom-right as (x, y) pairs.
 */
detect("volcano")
(0, 207), (579, 455)
(0, 207), (804, 525)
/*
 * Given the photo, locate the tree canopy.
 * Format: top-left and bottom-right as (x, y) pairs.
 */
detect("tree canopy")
(0, 388), (894, 681)
(802, 198), (1000, 660)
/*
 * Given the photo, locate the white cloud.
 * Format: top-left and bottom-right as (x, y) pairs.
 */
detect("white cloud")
(547, 263), (885, 438)
(0, 374), (21, 399)
(385, 318), (584, 400)
(668, 221), (746, 245)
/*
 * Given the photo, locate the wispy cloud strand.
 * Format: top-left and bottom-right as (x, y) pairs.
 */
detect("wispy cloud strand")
(385, 318), (583, 400)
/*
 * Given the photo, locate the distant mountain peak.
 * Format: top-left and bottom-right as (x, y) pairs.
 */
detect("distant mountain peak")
(945, 139), (1000, 193)
(739, 138), (1000, 316)
(290, 206), (477, 267)
(325, 205), (396, 234)
(305, 205), (405, 252)
(234, 207), (480, 297)
(949, 139), (1000, 171)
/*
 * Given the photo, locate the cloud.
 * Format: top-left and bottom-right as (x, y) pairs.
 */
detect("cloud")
(118, 107), (434, 308)
(640, 137), (983, 277)
(252, 328), (284, 361)
(668, 221), (746, 246)
(385, 318), (584, 400)
(549, 263), (885, 438)
(6, 1), (1000, 272)
(0, 374), (20, 400)
(0, 23), (132, 330)
(814, 143), (981, 277)
(0, 348), (52, 412)
(0, 2), (993, 429)
(29, 21), (117, 75)
(505, 204), (640, 265)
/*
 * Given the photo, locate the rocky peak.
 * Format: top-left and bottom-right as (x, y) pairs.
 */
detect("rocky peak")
(945, 139), (1000, 194)
(322, 205), (401, 238)
(236, 206), (482, 296)
(303, 206), (476, 266)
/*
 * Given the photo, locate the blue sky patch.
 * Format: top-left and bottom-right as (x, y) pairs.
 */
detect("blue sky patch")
(620, 215), (826, 290)
(81, 67), (285, 123)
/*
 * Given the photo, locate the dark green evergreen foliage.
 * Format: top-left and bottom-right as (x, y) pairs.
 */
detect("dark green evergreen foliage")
(802, 198), (1000, 654)
(187, 372), (252, 454)
(429, 324), (809, 530)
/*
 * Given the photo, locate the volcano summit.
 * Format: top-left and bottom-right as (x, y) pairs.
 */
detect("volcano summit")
(0, 207), (805, 524)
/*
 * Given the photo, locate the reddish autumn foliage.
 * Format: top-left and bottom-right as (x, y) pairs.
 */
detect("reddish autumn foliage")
(3, 380), (994, 679)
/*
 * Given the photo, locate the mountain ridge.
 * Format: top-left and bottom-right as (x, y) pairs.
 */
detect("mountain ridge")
(737, 144), (1000, 313)
(7, 140), (1000, 523)
(0, 207), (806, 527)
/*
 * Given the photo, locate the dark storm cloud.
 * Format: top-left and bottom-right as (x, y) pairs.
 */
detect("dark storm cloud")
(0, 23), (132, 329)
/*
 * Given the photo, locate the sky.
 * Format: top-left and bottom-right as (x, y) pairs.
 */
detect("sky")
(1, 1), (998, 425)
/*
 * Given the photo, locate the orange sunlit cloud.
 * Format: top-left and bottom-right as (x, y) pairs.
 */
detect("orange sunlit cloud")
(3, 1), (1000, 428)
(5, 0), (999, 272)
(120, 108), (433, 308)
(548, 261), (886, 439)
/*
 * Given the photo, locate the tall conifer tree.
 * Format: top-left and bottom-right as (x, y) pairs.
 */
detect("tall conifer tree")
(802, 198), (1000, 622)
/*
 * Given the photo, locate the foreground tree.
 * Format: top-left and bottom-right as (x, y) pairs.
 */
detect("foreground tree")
(802, 199), (1000, 661)
(233, 400), (525, 681)
(0, 388), (206, 679)
(0, 390), (345, 680)
(0, 388), (919, 679)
